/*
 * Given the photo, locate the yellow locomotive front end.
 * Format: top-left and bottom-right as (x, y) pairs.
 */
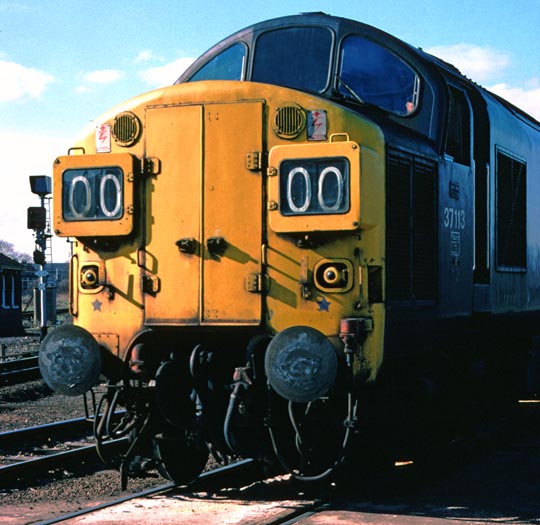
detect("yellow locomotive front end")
(40, 81), (385, 483)
(39, 14), (391, 485)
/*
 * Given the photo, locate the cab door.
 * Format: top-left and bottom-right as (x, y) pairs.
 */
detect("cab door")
(143, 101), (263, 326)
(439, 85), (474, 317)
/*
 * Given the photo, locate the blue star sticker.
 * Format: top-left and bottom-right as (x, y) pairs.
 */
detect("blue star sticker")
(92, 299), (102, 312)
(317, 297), (331, 312)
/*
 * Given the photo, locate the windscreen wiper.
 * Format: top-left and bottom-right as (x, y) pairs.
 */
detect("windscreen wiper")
(335, 74), (365, 105)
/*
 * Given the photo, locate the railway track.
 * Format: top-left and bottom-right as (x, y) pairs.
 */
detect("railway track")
(5, 403), (540, 524)
(0, 416), (91, 447)
(27, 408), (540, 525)
(0, 437), (127, 486)
(0, 328), (66, 386)
(0, 354), (41, 386)
(0, 417), (126, 486)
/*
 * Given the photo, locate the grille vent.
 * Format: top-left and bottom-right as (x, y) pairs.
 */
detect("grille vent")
(112, 112), (141, 147)
(273, 104), (306, 139)
(386, 151), (437, 302)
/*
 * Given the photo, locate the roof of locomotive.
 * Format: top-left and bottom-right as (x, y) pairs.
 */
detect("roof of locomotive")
(176, 12), (539, 130)
(176, 12), (425, 85)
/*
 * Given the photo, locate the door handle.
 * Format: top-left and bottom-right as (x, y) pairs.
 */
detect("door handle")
(176, 237), (197, 254)
(206, 236), (227, 256)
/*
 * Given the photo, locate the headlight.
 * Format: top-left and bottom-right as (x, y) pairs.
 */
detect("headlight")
(314, 259), (354, 293)
(80, 264), (100, 289)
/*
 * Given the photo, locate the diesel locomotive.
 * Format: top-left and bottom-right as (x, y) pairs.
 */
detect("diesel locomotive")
(39, 13), (540, 485)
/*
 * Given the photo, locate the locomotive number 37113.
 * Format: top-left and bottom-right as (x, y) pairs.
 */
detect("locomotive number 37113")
(443, 206), (465, 230)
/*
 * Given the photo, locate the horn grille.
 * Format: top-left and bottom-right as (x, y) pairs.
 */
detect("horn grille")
(112, 112), (141, 147)
(273, 104), (306, 139)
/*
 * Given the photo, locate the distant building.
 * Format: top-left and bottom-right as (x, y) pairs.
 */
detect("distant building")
(0, 253), (25, 336)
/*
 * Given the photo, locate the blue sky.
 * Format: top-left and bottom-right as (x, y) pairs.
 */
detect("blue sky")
(1, 0), (539, 261)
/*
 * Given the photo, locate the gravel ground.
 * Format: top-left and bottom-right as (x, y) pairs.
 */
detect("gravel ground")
(0, 380), (86, 431)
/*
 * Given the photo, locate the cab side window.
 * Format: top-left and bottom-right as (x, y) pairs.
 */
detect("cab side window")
(496, 149), (527, 270)
(445, 86), (471, 165)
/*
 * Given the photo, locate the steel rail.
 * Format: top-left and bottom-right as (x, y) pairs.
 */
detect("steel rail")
(275, 504), (329, 525)
(0, 349), (39, 361)
(0, 355), (38, 372)
(0, 437), (127, 486)
(0, 416), (93, 448)
(0, 355), (40, 385)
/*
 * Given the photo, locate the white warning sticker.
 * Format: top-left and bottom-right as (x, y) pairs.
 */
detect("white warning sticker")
(307, 110), (327, 141)
(96, 124), (111, 153)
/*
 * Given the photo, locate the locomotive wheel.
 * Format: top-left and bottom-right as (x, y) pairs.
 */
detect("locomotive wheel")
(154, 432), (209, 486)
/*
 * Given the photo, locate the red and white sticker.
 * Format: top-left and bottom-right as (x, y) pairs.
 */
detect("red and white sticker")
(307, 110), (327, 141)
(96, 124), (111, 153)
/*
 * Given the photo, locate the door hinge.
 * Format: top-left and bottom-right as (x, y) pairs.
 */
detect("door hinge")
(142, 275), (160, 295)
(246, 272), (267, 293)
(143, 157), (161, 177)
(246, 151), (262, 171)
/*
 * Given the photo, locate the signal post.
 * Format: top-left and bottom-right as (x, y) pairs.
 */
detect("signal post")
(27, 175), (52, 340)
